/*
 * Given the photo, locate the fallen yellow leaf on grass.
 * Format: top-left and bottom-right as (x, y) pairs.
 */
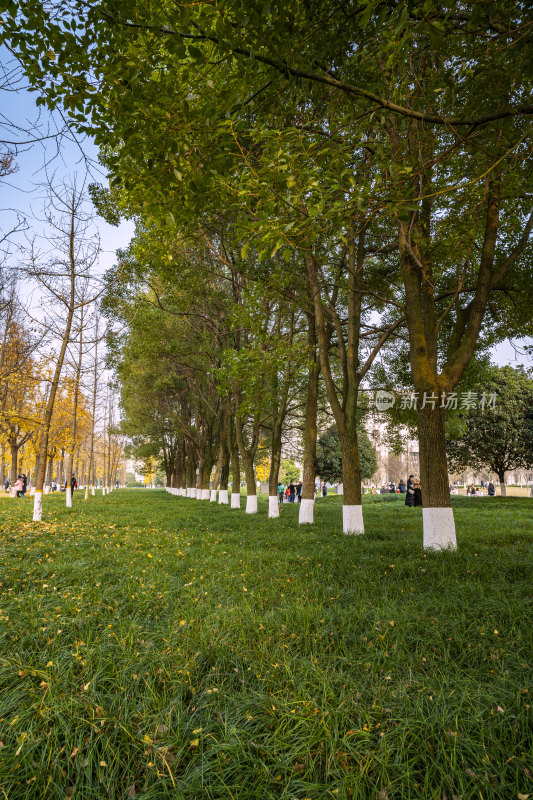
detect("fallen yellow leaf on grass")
(189, 739), (199, 748)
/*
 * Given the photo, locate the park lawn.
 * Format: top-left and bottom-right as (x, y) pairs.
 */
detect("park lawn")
(0, 491), (531, 800)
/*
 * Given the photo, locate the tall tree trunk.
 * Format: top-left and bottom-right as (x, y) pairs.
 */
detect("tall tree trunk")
(234, 413), (257, 514)
(306, 242), (364, 534)
(66, 305), (84, 508)
(268, 419), (283, 518)
(186, 448), (196, 497)
(178, 442), (186, 495)
(230, 414), (241, 509)
(300, 310), (320, 524)
(498, 469), (506, 496)
(9, 443), (18, 496)
(234, 394), (260, 514)
(218, 401), (231, 504)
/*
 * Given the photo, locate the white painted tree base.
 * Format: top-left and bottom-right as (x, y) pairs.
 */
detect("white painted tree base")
(66, 487), (72, 508)
(219, 489), (229, 504)
(202, 489), (210, 500)
(33, 491), (43, 521)
(10, 487), (16, 498)
(180, 488), (186, 497)
(343, 504), (364, 535)
(299, 498), (314, 524)
(210, 489), (217, 501)
(191, 488), (197, 498)
(268, 495), (279, 518)
(30, 487), (36, 496)
(91, 486), (95, 496)
(246, 495), (258, 514)
(44, 486), (50, 495)
(85, 487), (88, 499)
(423, 507), (457, 550)
(231, 492), (241, 509)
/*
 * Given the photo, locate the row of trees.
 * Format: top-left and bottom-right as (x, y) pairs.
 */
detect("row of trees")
(0, 183), (125, 515)
(5, 0), (533, 546)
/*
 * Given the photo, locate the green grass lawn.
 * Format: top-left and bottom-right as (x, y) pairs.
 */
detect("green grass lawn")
(0, 491), (531, 800)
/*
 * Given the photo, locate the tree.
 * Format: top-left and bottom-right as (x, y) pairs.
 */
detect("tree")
(279, 459), (300, 485)
(317, 425), (377, 484)
(25, 182), (100, 521)
(447, 367), (533, 496)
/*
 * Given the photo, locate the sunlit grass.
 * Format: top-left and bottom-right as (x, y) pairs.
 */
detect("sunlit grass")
(0, 490), (531, 799)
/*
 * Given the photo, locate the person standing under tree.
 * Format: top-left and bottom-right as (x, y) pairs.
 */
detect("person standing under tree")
(412, 477), (422, 507)
(71, 475), (77, 493)
(405, 475), (415, 507)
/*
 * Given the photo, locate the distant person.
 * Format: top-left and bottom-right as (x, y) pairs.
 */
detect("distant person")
(296, 481), (303, 502)
(4, 478), (9, 492)
(14, 476), (24, 498)
(322, 482), (327, 497)
(399, 479), (406, 493)
(388, 481), (396, 493)
(405, 475), (415, 506)
(412, 477), (422, 506)
(71, 474), (77, 492)
(288, 480), (296, 503)
(21, 474), (27, 497)
(487, 481), (495, 496)
(278, 482), (284, 504)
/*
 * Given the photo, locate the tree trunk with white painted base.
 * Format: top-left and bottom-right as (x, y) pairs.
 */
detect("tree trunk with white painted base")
(66, 487), (72, 507)
(219, 489), (229, 504)
(33, 491), (43, 522)
(340, 434), (364, 534)
(234, 394), (259, 514)
(246, 494), (258, 514)
(268, 417), (283, 519)
(300, 311), (319, 524)
(210, 489), (217, 501)
(299, 498), (314, 524)
(230, 417), (241, 509)
(418, 403), (457, 550)
(268, 495), (279, 518)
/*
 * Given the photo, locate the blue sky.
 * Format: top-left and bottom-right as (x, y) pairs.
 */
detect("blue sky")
(1, 49), (531, 370)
